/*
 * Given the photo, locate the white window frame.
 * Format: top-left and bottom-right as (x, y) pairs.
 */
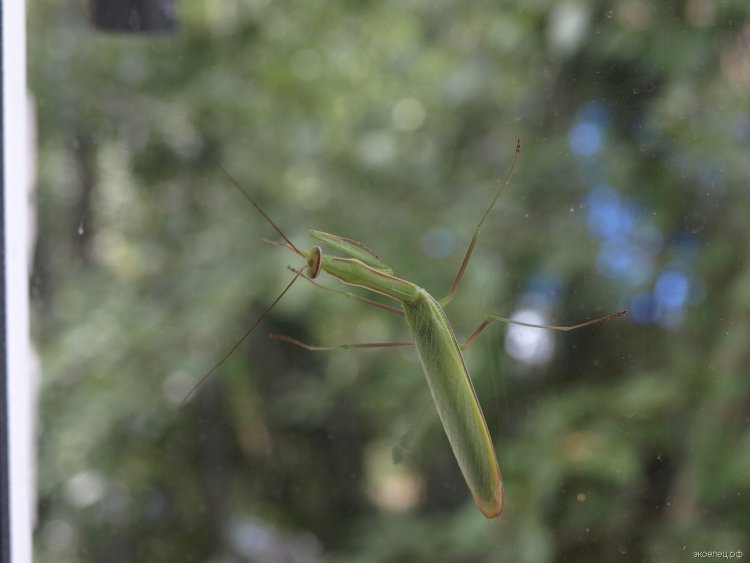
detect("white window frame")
(3, 0), (34, 561)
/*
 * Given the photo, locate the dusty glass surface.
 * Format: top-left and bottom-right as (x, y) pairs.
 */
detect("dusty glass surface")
(31, 1), (750, 561)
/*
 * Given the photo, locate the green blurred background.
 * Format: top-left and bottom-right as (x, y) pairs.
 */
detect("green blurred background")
(30, 1), (750, 561)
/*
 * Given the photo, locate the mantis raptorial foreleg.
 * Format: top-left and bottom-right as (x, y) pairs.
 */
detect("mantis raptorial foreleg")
(290, 267), (404, 316)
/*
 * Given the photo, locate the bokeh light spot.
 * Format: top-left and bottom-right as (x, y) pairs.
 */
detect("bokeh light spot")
(506, 309), (554, 365)
(420, 227), (455, 260)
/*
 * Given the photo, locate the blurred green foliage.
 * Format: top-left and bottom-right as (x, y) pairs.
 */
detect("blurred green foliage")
(30, 0), (750, 561)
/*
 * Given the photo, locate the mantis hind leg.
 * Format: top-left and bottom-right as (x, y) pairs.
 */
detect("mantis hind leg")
(460, 309), (628, 350)
(270, 334), (414, 351)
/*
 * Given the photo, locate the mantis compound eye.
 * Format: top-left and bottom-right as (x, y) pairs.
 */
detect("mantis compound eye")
(307, 246), (322, 279)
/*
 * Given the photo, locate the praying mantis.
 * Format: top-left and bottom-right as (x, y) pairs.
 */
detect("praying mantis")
(186, 140), (627, 518)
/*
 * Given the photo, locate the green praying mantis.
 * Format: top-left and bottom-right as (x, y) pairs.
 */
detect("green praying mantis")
(186, 140), (627, 518)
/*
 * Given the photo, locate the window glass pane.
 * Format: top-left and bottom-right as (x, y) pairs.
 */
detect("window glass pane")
(31, 1), (750, 561)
